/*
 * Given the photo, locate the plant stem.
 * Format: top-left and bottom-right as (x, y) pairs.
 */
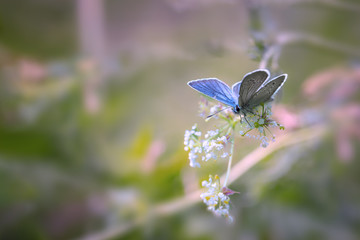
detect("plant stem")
(223, 135), (235, 188)
(259, 45), (278, 69)
(78, 125), (327, 240)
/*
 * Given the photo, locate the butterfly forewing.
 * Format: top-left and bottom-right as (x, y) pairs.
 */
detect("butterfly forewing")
(247, 74), (287, 108)
(232, 81), (242, 98)
(238, 69), (269, 106)
(187, 78), (236, 108)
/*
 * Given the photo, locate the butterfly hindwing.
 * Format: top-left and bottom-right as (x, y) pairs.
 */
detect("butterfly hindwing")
(238, 69), (270, 106)
(187, 78), (236, 108)
(247, 74), (287, 108)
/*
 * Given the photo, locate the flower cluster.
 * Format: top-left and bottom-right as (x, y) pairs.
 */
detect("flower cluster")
(200, 175), (234, 223)
(184, 124), (231, 168)
(193, 97), (284, 148)
(184, 96), (285, 223)
(239, 104), (285, 148)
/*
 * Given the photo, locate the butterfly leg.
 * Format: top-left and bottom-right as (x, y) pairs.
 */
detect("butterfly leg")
(242, 112), (252, 128)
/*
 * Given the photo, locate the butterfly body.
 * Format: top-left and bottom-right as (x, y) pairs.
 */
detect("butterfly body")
(188, 69), (287, 118)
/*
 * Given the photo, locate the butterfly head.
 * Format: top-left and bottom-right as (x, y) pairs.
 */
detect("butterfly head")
(233, 105), (241, 114)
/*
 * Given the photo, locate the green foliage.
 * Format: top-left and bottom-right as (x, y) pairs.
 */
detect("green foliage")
(125, 126), (153, 159)
(0, 0), (75, 59)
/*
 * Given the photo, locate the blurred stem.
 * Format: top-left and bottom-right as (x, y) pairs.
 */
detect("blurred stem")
(77, 0), (107, 114)
(223, 135), (235, 188)
(249, 0), (360, 12)
(276, 31), (360, 57)
(259, 31), (360, 70)
(317, 0), (360, 12)
(287, 0), (360, 12)
(78, 124), (327, 240)
(259, 45), (280, 70)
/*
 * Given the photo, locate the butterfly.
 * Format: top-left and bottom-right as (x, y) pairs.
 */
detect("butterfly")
(187, 69), (287, 120)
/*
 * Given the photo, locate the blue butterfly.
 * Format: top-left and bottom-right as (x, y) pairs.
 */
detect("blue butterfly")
(188, 69), (287, 118)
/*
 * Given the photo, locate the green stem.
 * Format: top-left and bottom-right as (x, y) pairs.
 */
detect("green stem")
(241, 128), (252, 136)
(223, 134), (235, 188)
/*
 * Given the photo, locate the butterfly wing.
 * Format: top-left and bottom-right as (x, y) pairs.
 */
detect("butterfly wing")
(238, 69), (270, 107)
(188, 78), (237, 107)
(232, 81), (242, 98)
(246, 74), (287, 108)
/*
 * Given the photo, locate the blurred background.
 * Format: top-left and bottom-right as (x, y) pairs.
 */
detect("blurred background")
(0, 0), (360, 239)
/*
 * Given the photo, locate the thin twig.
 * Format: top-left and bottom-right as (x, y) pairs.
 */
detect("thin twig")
(276, 31), (360, 57)
(79, 219), (143, 240)
(251, 0), (360, 13)
(259, 45), (279, 69)
(259, 31), (360, 71)
(318, 0), (360, 12)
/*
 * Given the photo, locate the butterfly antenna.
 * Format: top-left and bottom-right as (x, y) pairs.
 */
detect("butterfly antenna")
(206, 107), (232, 121)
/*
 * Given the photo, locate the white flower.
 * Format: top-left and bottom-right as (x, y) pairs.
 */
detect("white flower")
(184, 124), (203, 168)
(189, 152), (200, 168)
(238, 104), (284, 148)
(260, 140), (269, 148)
(184, 124), (231, 166)
(200, 175), (233, 223)
(202, 137), (229, 161)
(258, 127), (264, 133)
(205, 129), (219, 139)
